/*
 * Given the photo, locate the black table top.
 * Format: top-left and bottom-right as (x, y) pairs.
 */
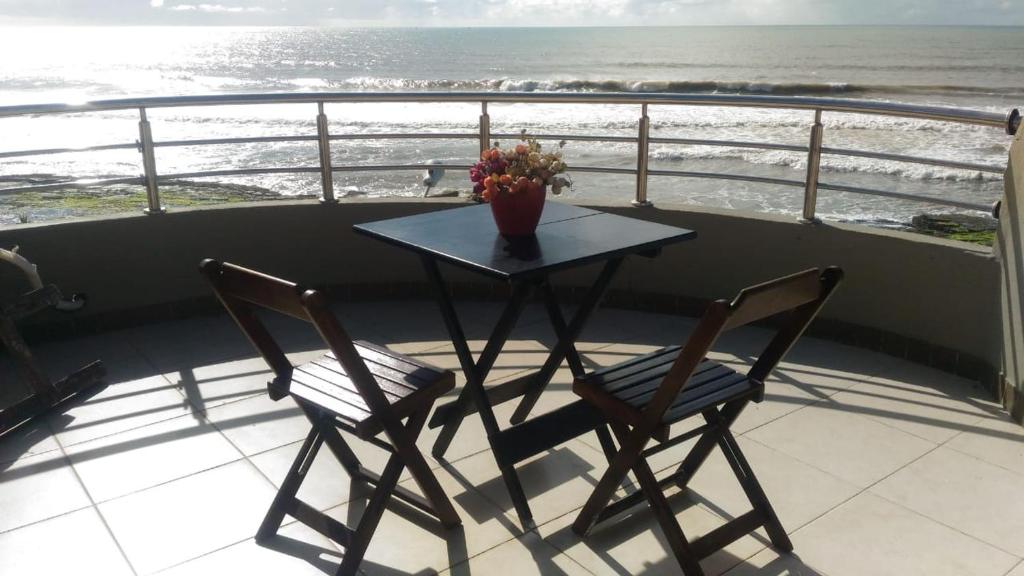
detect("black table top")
(353, 201), (697, 281)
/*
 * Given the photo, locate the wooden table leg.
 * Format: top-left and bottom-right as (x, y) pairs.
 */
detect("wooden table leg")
(420, 256), (538, 528)
(509, 257), (623, 424)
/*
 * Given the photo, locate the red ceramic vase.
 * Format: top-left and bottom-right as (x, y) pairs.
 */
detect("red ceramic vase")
(490, 183), (546, 238)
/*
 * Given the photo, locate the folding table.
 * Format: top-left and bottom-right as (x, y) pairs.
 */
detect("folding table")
(354, 201), (696, 529)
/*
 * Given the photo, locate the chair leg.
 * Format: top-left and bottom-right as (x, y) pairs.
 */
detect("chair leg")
(318, 419), (367, 479)
(390, 407), (461, 528)
(595, 424), (618, 463)
(336, 451), (405, 576)
(631, 448), (706, 575)
(674, 400), (747, 489)
(572, 423), (650, 536)
(717, 430), (792, 551)
(257, 426), (323, 543)
(595, 424), (639, 493)
(300, 402), (366, 480)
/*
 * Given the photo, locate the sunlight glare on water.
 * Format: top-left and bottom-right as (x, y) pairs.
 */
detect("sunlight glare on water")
(0, 26), (1019, 225)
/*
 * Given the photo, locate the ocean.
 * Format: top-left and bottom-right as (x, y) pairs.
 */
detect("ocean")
(0, 26), (1021, 225)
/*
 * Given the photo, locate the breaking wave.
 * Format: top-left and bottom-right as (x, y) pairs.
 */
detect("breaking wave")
(649, 147), (1004, 182)
(320, 77), (1024, 98)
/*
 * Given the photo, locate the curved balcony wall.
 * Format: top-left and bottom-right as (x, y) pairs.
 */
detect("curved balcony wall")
(0, 198), (999, 390)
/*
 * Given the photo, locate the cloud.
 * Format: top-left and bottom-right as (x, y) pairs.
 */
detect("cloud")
(0, 0), (1021, 25)
(167, 3), (267, 13)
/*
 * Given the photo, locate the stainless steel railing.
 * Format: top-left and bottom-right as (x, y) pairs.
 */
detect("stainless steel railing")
(0, 92), (1019, 219)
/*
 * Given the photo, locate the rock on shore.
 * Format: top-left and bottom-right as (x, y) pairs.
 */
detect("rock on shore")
(911, 213), (997, 246)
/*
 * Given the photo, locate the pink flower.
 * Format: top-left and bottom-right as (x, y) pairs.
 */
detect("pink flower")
(470, 162), (486, 182)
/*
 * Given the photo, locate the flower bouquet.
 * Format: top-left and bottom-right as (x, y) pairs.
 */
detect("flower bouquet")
(469, 131), (571, 238)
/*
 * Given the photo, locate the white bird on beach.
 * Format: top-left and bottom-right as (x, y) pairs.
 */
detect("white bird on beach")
(421, 159), (445, 197)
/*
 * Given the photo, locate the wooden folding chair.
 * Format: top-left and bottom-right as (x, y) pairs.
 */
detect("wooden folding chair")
(201, 259), (461, 576)
(571, 267), (843, 575)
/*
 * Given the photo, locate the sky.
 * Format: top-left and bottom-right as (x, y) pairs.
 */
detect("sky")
(0, 0), (1020, 26)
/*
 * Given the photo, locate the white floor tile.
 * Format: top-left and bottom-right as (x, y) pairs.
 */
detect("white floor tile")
(65, 413), (242, 502)
(0, 420), (59, 464)
(0, 508), (133, 576)
(744, 402), (936, 488)
(158, 522), (343, 576)
(0, 449), (91, 533)
(99, 460), (277, 574)
(163, 356), (274, 412)
(786, 492), (1017, 576)
(443, 531), (591, 576)
(946, 413), (1024, 476)
(48, 374), (194, 447)
(203, 393), (308, 456)
(871, 446), (1024, 557)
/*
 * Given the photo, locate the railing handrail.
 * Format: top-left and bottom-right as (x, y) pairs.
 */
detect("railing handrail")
(0, 91), (1018, 221)
(0, 91), (1018, 133)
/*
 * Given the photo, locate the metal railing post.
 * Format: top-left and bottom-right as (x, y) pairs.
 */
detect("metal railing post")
(633, 104), (652, 207)
(479, 101), (490, 154)
(801, 109), (824, 222)
(137, 107), (164, 214)
(316, 102), (336, 203)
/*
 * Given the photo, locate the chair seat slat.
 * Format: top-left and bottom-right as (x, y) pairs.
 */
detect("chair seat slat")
(622, 371), (749, 412)
(294, 363), (383, 408)
(586, 346), (682, 388)
(618, 362), (736, 405)
(344, 340), (442, 380)
(311, 356), (419, 399)
(325, 347), (438, 387)
(578, 348), (751, 416)
(602, 356), (721, 397)
(289, 377), (373, 424)
(662, 377), (758, 424)
(618, 366), (743, 406)
(294, 353), (454, 436)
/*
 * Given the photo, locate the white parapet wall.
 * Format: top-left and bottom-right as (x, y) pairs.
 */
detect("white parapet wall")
(0, 198), (1003, 399)
(997, 126), (1024, 423)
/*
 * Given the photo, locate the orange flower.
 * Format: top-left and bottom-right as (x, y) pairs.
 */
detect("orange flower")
(515, 144), (528, 155)
(481, 189), (493, 201)
(499, 174), (512, 186)
(489, 148), (501, 161)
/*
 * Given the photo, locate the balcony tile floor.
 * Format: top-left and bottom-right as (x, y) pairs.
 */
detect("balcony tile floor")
(0, 300), (1021, 575)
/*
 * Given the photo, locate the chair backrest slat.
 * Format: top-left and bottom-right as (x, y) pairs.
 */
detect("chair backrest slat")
(721, 268), (824, 332)
(201, 259), (294, 386)
(206, 261), (311, 321)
